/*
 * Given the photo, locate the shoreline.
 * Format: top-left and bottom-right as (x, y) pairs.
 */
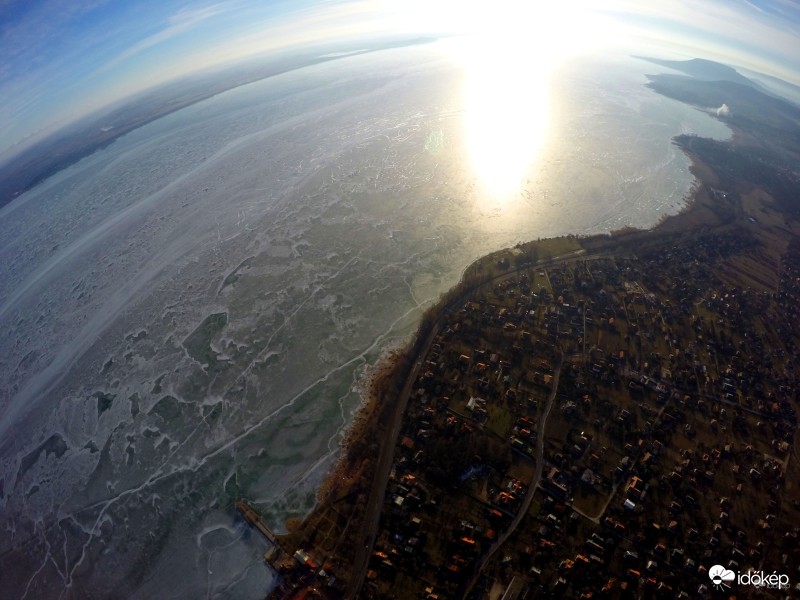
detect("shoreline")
(312, 344), (408, 507)
(265, 117), (760, 597)
(288, 128), (721, 522)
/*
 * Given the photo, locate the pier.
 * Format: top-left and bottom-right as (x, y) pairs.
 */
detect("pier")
(236, 499), (285, 565)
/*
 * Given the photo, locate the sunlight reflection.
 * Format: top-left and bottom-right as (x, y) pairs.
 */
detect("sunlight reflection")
(443, 2), (602, 201)
(462, 38), (552, 197)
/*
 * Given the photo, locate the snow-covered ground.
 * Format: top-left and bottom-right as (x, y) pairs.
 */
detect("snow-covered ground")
(0, 45), (730, 598)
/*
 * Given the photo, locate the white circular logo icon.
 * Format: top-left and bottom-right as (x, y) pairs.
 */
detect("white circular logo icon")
(709, 564), (736, 589)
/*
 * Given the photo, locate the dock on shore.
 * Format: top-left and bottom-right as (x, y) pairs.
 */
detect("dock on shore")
(236, 499), (285, 565)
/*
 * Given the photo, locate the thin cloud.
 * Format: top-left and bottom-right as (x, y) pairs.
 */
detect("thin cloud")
(592, 0), (800, 82)
(741, 0), (766, 14)
(0, 0), (107, 78)
(97, 3), (229, 73)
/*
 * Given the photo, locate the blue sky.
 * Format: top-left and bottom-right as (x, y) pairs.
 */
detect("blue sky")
(1, 0), (799, 161)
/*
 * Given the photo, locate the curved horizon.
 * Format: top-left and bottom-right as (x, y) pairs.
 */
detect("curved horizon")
(2, 0), (799, 166)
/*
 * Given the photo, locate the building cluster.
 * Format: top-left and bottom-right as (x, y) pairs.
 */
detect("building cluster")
(363, 249), (800, 599)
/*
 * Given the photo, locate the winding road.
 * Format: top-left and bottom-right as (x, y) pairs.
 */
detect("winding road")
(461, 350), (563, 599)
(344, 249), (603, 598)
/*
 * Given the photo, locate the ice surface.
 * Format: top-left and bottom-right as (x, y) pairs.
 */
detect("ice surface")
(0, 46), (730, 598)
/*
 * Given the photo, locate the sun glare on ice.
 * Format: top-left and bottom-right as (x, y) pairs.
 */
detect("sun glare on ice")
(439, 1), (603, 201)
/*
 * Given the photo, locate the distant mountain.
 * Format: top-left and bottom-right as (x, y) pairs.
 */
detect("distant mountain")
(643, 74), (800, 188)
(645, 74), (800, 138)
(740, 67), (800, 107)
(635, 56), (768, 89)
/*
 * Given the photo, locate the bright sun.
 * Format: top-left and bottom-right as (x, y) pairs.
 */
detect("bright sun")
(382, 0), (605, 199)
(443, 1), (601, 199)
(461, 36), (553, 197)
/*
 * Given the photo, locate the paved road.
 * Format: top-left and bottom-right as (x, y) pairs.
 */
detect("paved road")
(345, 249), (608, 598)
(345, 321), (442, 599)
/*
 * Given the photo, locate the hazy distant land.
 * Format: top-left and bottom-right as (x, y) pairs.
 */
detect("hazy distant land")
(0, 37), (436, 209)
(641, 63), (800, 218)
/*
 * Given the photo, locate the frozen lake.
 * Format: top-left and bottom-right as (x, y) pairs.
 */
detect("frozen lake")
(0, 42), (729, 598)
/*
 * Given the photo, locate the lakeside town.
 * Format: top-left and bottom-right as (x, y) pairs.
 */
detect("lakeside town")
(239, 208), (800, 599)
(233, 60), (800, 600)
